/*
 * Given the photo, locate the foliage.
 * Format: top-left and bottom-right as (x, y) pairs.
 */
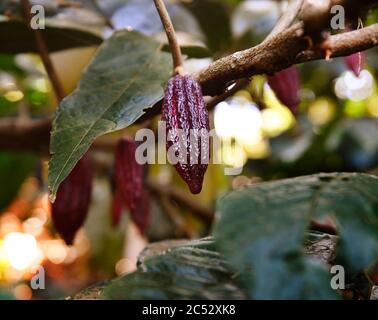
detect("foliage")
(0, 0), (378, 300)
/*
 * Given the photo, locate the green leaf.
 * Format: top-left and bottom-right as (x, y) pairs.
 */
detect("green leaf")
(0, 16), (102, 54)
(48, 30), (172, 199)
(213, 172), (378, 299)
(0, 152), (38, 211)
(101, 241), (244, 300)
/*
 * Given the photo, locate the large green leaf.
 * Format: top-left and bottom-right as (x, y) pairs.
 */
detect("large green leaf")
(101, 239), (245, 300)
(213, 172), (378, 299)
(48, 30), (172, 199)
(0, 16), (102, 54)
(0, 152), (38, 211)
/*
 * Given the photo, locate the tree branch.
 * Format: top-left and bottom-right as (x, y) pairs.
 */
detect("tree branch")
(198, 22), (378, 96)
(1, 23), (378, 152)
(20, 0), (66, 102)
(264, 0), (304, 42)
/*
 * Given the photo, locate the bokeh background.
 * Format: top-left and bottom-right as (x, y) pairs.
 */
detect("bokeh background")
(0, 0), (377, 299)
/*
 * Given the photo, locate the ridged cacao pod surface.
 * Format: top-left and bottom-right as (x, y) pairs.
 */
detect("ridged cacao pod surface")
(267, 66), (301, 113)
(162, 74), (210, 194)
(52, 154), (93, 245)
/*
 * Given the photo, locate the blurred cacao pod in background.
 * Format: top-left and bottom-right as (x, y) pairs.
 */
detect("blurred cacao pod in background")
(113, 136), (149, 232)
(267, 66), (301, 114)
(344, 52), (366, 77)
(130, 189), (150, 234)
(52, 154), (93, 245)
(114, 137), (143, 211)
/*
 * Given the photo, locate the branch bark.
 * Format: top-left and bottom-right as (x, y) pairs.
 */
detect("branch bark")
(1, 23), (378, 152)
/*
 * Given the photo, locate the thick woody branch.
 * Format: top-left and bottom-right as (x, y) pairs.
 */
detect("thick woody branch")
(0, 118), (51, 153)
(198, 22), (378, 96)
(0, 23), (378, 152)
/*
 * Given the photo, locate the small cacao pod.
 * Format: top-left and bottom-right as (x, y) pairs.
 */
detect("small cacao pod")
(267, 66), (301, 113)
(344, 52), (365, 77)
(111, 188), (123, 227)
(162, 74), (210, 194)
(114, 136), (143, 211)
(52, 154), (93, 245)
(130, 189), (150, 234)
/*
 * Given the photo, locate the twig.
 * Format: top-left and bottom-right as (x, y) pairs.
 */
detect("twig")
(198, 22), (378, 95)
(20, 0), (66, 102)
(153, 0), (184, 75)
(1, 23), (378, 152)
(148, 180), (214, 224)
(89, 0), (114, 30)
(206, 78), (250, 111)
(17, 100), (30, 122)
(158, 194), (197, 238)
(264, 0), (304, 42)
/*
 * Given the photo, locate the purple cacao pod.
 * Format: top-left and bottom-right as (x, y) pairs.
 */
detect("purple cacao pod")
(162, 74), (210, 194)
(111, 188), (123, 227)
(114, 136), (143, 211)
(52, 154), (93, 245)
(267, 66), (301, 113)
(344, 52), (365, 77)
(130, 189), (150, 234)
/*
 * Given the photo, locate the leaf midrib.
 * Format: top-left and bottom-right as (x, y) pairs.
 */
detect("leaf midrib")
(50, 43), (164, 195)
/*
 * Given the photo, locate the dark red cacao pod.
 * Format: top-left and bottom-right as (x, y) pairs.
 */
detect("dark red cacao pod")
(267, 66), (301, 113)
(130, 189), (150, 234)
(344, 52), (365, 77)
(114, 136), (143, 211)
(52, 154), (93, 245)
(111, 188), (123, 227)
(162, 74), (210, 194)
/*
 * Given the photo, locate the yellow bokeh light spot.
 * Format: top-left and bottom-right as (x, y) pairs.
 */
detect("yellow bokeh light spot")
(308, 98), (336, 125)
(261, 107), (294, 137)
(32, 78), (49, 93)
(0, 241), (10, 271)
(233, 90), (252, 101)
(3, 232), (39, 271)
(219, 143), (247, 169)
(344, 100), (366, 117)
(366, 96), (378, 117)
(4, 90), (24, 102)
(243, 139), (270, 159)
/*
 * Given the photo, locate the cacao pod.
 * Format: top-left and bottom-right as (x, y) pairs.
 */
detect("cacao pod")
(114, 136), (143, 211)
(130, 189), (150, 234)
(267, 66), (301, 113)
(111, 188), (123, 227)
(162, 74), (210, 194)
(344, 52), (365, 77)
(52, 154), (93, 245)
